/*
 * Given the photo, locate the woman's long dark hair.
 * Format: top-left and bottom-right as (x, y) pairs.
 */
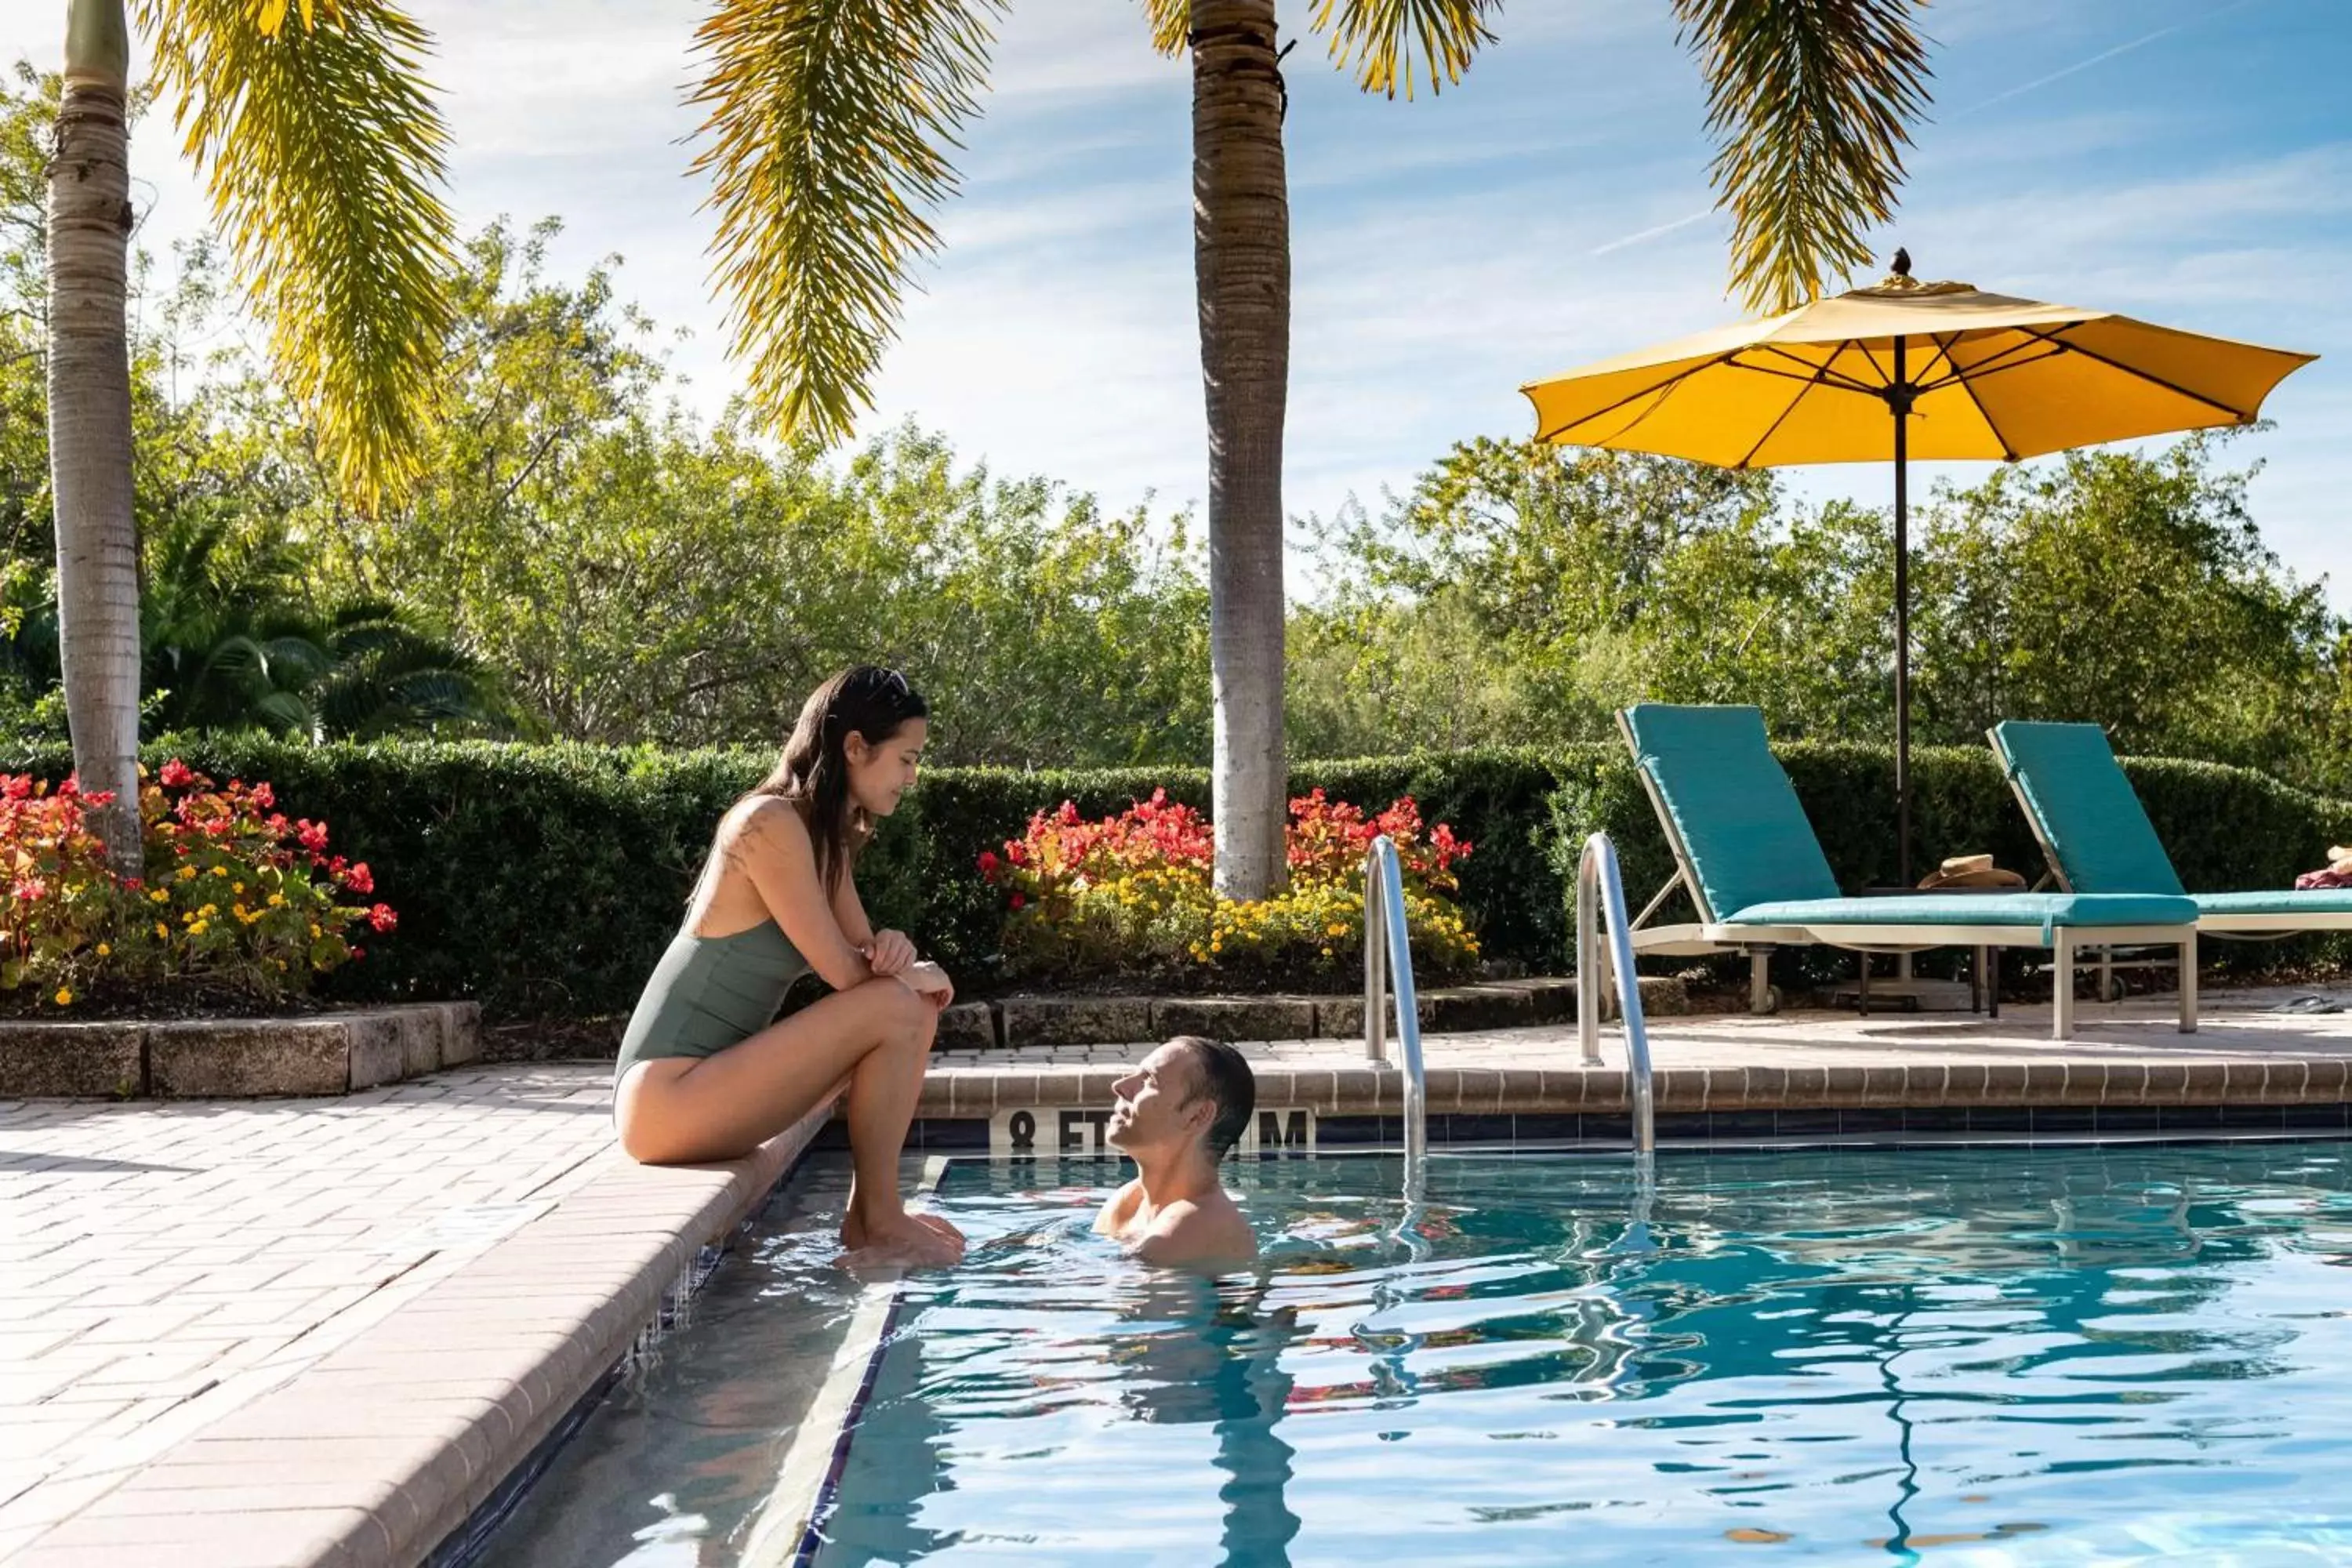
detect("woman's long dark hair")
(744, 665), (928, 894)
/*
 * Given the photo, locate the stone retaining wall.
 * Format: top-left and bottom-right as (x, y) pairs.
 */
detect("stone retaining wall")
(0, 1002), (480, 1098)
(946, 974), (1688, 1051)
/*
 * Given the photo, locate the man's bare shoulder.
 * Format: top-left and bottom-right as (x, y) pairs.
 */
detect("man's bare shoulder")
(1093, 1178), (1145, 1237)
(1131, 1190), (1257, 1270)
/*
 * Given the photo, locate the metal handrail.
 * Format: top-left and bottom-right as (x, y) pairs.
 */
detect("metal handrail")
(1577, 832), (1657, 1156)
(1363, 836), (1428, 1181)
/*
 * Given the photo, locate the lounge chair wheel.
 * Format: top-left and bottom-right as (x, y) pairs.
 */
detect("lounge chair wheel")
(2103, 976), (2126, 1003)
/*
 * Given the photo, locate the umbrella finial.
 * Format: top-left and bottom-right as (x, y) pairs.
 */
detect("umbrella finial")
(1892, 247), (1912, 278)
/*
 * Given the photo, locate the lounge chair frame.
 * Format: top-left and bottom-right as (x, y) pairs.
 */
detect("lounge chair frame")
(1617, 710), (2196, 1040)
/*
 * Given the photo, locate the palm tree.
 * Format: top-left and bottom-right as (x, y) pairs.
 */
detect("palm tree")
(688, 0), (1933, 897)
(45, 0), (455, 874)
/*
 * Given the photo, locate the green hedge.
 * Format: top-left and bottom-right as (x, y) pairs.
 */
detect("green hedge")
(5, 735), (2347, 1018)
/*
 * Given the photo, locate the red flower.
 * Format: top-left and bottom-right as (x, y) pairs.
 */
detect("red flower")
(975, 850), (1000, 879)
(1006, 841), (1028, 867)
(250, 782), (274, 811)
(14, 877), (46, 902)
(158, 759), (194, 788)
(350, 947), (366, 961)
(343, 861), (373, 895)
(2, 775), (29, 799)
(1009, 893), (1026, 911)
(296, 819), (329, 853)
(367, 903), (397, 933)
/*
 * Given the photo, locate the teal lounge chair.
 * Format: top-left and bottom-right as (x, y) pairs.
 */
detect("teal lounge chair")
(1617, 704), (2199, 1040)
(1991, 720), (2352, 942)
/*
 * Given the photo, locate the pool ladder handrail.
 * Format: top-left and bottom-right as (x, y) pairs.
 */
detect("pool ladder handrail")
(1577, 832), (1657, 1156)
(1363, 835), (1428, 1175)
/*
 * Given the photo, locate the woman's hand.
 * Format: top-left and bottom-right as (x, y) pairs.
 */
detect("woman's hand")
(896, 960), (955, 1010)
(862, 930), (916, 977)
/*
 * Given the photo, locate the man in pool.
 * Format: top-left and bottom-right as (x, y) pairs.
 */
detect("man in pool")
(1094, 1036), (1259, 1269)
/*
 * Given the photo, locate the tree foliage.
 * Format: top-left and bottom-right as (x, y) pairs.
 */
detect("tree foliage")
(1295, 432), (2352, 792)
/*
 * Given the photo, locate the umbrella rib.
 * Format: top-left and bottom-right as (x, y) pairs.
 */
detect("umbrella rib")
(1933, 332), (2019, 462)
(1733, 363), (1825, 470)
(1909, 337), (1960, 389)
(1534, 353), (1744, 442)
(1915, 337), (2067, 389)
(1741, 345), (1884, 397)
(2012, 326), (2256, 422)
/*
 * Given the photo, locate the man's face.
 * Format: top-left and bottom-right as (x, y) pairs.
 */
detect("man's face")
(1105, 1043), (1207, 1156)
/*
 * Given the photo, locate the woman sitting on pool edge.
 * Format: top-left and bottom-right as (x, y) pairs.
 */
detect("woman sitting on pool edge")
(612, 666), (964, 1266)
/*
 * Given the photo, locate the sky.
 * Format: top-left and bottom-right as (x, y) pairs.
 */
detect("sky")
(6, 0), (2348, 601)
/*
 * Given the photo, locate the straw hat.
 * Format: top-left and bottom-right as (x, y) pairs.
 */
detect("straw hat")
(1917, 853), (2026, 891)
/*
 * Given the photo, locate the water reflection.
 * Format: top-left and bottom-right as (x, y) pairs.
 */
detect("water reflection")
(490, 1144), (2352, 1566)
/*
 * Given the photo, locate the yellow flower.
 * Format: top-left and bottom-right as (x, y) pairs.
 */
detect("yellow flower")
(267, 893), (285, 908)
(188, 920), (209, 935)
(150, 889), (169, 903)
(274, 959), (287, 971)
(232, 882), (245, 895)
(200, 904), (217, 917)
(95, 942), (111, 957)
(310, 924), (321, 938)
(154, 922), (169, 940)
(53, 988), (72, 1006)
(211, 866), (229, 878)
(176, 866), (195, 881)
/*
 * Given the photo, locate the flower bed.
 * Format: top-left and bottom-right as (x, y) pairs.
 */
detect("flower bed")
(2, 760), (394, 1014)
(982, 788), (1478, 989)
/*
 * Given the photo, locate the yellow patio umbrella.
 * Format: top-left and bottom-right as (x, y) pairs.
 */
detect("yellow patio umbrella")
(1521, 250), (2318, 880)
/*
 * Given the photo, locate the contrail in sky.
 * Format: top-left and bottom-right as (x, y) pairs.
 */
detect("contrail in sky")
(1586, 0), (2267, 257)
(1950, 0), (2264, 118)
(1589, 207), (1712, 257)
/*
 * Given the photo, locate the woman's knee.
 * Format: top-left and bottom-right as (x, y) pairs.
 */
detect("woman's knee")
(856, 976), (937, 1042)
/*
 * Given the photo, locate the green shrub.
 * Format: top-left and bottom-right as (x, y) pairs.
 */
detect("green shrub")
(3, 733), (2345, 1018)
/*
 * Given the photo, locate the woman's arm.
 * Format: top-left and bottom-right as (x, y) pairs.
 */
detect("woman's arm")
(726, 800), (874, 993)
(830, 871), (876, 950)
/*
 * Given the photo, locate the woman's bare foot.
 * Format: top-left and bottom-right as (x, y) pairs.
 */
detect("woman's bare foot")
(840, 1207), (965, 1265)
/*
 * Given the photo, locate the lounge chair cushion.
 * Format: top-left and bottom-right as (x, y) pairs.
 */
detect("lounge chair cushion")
(1621, 703), (1840, 919)
(1725, 893), (2198, 934)
(2192, 890), (2352, 918)
(1991, 720), (2187, 896)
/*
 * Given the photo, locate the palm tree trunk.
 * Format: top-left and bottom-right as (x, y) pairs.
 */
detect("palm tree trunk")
(1192, 0), (1290, 901)
(47, 0), (143, 877)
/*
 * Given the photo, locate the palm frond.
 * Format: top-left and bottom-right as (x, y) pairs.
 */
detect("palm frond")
(1675, 0), (1933, 314)
(136, 0), (457, 506)
(688, 0), (1002, 445)
(1310, 0), (1497, 100)
(1142, 0), (1189, 56)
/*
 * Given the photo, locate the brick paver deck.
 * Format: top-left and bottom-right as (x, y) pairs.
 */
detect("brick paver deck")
(0, 1067), (618, 1561)
(10, 983), (2352, 1564)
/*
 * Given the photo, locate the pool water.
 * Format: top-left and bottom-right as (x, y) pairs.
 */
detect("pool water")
(485, 1142), (2352, 1566)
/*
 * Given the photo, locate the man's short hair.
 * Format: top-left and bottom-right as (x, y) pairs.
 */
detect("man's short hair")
(1171, 1036), (1256, 1159)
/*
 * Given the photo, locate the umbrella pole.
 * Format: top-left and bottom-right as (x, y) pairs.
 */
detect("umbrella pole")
(1892, 336), (1911, 891)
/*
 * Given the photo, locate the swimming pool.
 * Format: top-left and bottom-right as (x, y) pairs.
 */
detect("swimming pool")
(482, 1141), (2352, 1566)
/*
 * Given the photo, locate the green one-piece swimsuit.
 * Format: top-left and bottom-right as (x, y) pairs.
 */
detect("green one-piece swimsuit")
(614, 920), (813, 1083)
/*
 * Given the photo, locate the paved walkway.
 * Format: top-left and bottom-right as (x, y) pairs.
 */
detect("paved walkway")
(0, 1067), (616, 1562)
